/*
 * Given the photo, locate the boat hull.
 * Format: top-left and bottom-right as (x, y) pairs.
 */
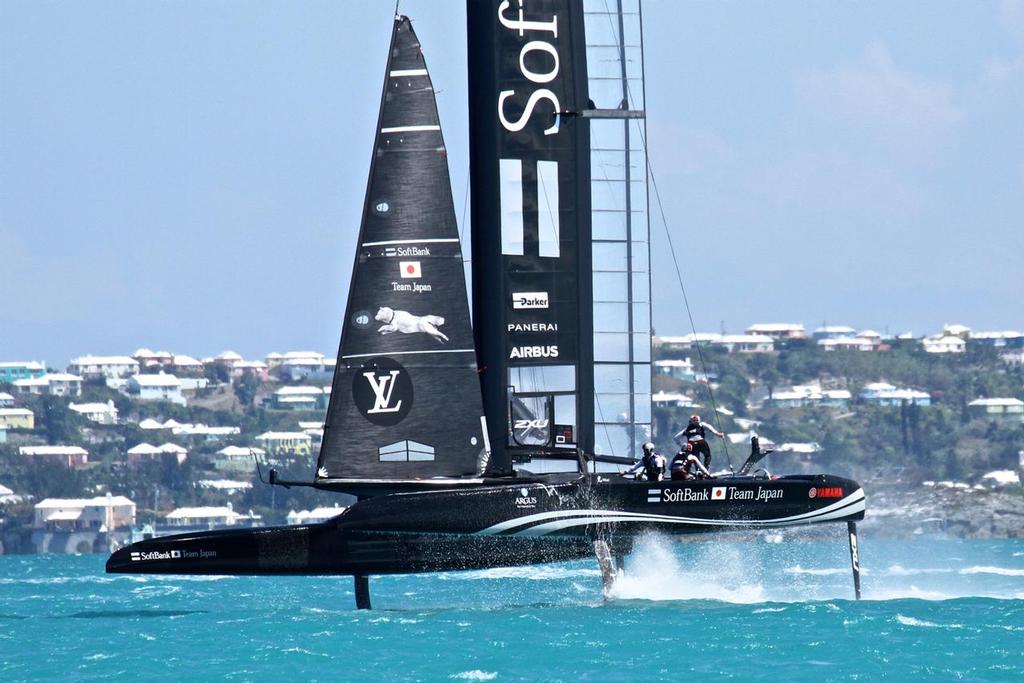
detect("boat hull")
(107, 474), (864, 575)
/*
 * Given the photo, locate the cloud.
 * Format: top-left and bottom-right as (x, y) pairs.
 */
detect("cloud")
(797, 42), (963, 154)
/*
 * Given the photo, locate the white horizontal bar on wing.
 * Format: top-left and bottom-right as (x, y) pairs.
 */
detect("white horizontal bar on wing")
(389, 68), (429, 77)
(362, 238), (460, 247)
(342, 349), (476, 360)
(380, 125), (440, 133)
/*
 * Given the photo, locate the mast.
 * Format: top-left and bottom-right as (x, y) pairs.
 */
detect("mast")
(468, 0), (650, 472)
(315, 15), (487, 483)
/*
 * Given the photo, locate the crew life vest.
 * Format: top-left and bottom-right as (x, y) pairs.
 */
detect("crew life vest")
(682, 423), (706, 442)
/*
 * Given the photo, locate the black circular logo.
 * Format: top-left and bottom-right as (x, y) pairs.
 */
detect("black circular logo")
(351, 310), (372, 330)
(352, 357), (413, 426)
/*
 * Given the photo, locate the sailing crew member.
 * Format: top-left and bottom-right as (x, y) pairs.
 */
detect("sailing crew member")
(673, 414), (725, 471)
(625, 442), (666, 482)
(670, 442), (711, 480)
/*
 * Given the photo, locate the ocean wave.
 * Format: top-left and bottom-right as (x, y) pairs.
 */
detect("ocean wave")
(450, 671), (498, 680)
(455, 566), (600, 581)
(959, 566), (1024, 577)
(784, 565), (848, 576)
(895, 614), (962, 629)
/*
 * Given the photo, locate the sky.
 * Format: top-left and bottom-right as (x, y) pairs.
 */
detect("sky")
(2, 1), (1022, 367)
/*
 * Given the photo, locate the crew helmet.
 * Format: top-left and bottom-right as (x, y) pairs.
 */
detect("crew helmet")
(690, 414), (701, 423)
(643, 442), (655, 453)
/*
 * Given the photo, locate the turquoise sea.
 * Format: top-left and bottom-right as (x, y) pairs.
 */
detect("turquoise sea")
(1, 535), (1022, 681)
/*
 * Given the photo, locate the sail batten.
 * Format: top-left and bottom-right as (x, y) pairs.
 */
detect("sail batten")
(315, 16), (486, 482)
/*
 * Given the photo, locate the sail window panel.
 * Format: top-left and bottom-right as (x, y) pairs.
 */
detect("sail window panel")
(632, 302), (651, 333)
(594, 302), (630, 333)
(594, 394), (631, 423)
(593, 332), (630, 361)
(509, 395), (552, 447)
(633, 332), (652, 362)
(583, 14), (618, 45)
(632, 365), (651, 394)
(629, 179), (648, 215)
(591, 149), (628, 181)
(631, 273), (650, 302)
(593, 241), (629, 272)
(593, 423), (634, 458)
(536, 160), (561, 258)
(588, 79), (632, 112)
(592, 210), (627, 241)
(594, 363), (631, 394)
(633, 395), (652, 424)
(554, 394), (577, 428)
(630, 245), (649, 274)
(499, 158), (524, 256)
(378, 440), (435, 463)
(591, 178), (628, 212)
(593, 272), (628, 302)
(508, 365), (576, 393)
(590, 120), (625, 151)
(586, 46), (627, 80)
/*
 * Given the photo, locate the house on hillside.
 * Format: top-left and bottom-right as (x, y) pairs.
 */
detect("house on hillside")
(653, 358), (696, 381)
(0, 392), (16, 408)
(68, 355), (140, 380)
(69, 400), (119, 425)
(34, 495), (136, 532)
(255, 431), (312, 457)
(19, 445), (89, 468)
(13, 373), (83, 397)
(770, 385), (851, 409)
(922, 335), (966, 354)
(213, 445), (266, 473)
(0, 361), (46, 384)
(126, 442), (188, 466)
(164, 504), (259, 529)
(745, 323), (806, 340)
(653, 334), (721, 351)
(968, 398), (1024, 423)
(271, 386), (328, 410)
(812, 326), (856, 341)
(127, 373), (185, 405)
(818, 336), (876, 352)
(287, 505), (348, 525)
(713, 334), (774, 353)
(0, 407), (35, 430)
(279, 352), (335, 382)
(860, 382), (931, 406)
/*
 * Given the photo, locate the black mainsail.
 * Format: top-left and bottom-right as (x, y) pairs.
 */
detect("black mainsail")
(315, 16), (487, 483)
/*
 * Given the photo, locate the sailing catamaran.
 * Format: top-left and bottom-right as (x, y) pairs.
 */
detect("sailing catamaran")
(107, 3), (865, 607)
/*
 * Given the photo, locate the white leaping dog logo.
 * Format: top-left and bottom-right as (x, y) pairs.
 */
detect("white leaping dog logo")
(375, 306), (449, 343)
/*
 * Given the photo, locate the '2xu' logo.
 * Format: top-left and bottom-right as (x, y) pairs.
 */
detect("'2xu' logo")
(352, 358), (413, 426)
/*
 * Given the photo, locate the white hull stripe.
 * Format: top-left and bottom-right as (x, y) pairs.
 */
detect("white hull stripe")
(477, 489), (865, 536)
(342, 349), (475, 360)
(363, 238), (459, 247)
(381, 125), (440, 133)
(389, 68), (428, 77)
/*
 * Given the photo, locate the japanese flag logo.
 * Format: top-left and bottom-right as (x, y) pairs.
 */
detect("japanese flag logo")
(711, 486), (727, 501)
(400, 261), (421, 278)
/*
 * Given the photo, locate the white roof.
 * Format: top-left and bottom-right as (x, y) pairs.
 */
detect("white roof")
(256, 431), (312, 441)
(70, 355), (139, 366)
(857, 330), (882, 339)
(172, 354), (203, 366)
(165, 506), (242, 520)
(0, 361), (44, 370)
(653, 359), (694, 367)
(68, 402), (116, 414)
(0, 408), (33, 416)
(216, 351), (243, 361)
(158, 443), (188, 454)
(968, 398), (1024, 407)
(131, 373), (180, 387)
(0, 483), (14, 495)
(283, 351), (324, 360)
(944, 324), (971, 334)
(20, 446), (88, 456)
(265, 352), (284, 359)
(275, 386), (324, 396)
(746, 323), (805, 332)
(654, 333), (722, 344)
(36, 496), (133, 508)
(970, 330), (1023, 340)
(233, 361), (267, 369)
(297, 421), (324, 429)
(777, 442), (822, 453)
(814, 325), (856, 334)
(287, 505), (347, 523)
(198, 479), (253, 491)
(652, 391), (695, 403)
(0, 392), (14, 401)
(277, 396), (318, 404)
(216, 446), (266, 456)
(981, 470), (1020, 486)
(717, 334), (774, 344)
(127, 443), (163, 455)
(138, 418), (166, 430)
(863, 382), (897, 392)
